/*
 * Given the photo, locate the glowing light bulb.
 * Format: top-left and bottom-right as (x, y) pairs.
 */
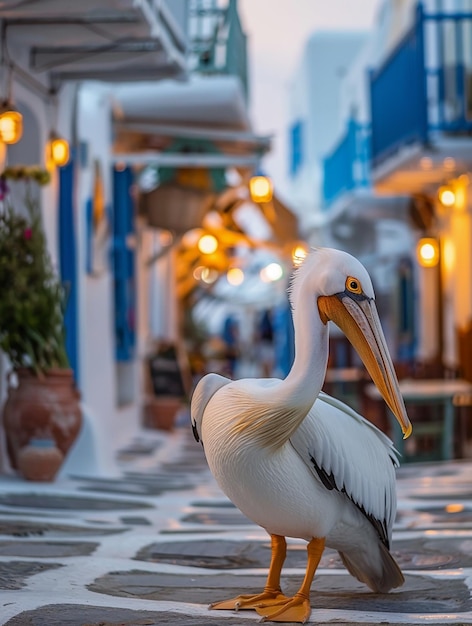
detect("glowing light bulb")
(417, 238), (439, 267)
(227, 267), (244, 286)
(249, 175), (273, 203)
(198, 234), (218, 254)
(260, 262), (283, 282)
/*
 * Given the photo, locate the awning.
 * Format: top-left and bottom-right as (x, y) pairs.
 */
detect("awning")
(111, 76), (271, 182)
(1, 0), (187, 86)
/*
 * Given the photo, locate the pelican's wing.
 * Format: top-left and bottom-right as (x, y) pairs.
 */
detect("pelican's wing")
(190, 373), (231, 444)
(290, 391), (399, 546)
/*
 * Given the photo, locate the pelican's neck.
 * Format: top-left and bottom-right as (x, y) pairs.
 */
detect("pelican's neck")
(232, 276), (329, 451)
(283, 286), (329, 412)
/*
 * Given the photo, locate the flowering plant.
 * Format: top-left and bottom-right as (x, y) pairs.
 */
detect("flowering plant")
(0, 165), (69, 375)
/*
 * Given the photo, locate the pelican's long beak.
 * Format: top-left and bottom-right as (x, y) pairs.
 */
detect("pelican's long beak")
(318, 294), (412, 439)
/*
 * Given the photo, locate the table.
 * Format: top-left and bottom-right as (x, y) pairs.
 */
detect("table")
(324, 367), (364, 411)
(365, 378), (472, 461)
(324, 367), (364, 384)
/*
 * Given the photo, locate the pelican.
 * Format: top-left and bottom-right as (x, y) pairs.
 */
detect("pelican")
(191, 248), (412, 623)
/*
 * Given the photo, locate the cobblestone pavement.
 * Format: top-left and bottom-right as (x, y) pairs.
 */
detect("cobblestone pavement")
(2, 422), (472, 625)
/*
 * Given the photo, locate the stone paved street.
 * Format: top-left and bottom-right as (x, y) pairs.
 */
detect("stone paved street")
(2, 421), (472, 625)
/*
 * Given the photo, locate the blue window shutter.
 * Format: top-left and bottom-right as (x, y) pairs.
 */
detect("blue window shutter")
(113, 167), (136, 361)
(58, 156), (79, 382)
(289, 121), (303, 176)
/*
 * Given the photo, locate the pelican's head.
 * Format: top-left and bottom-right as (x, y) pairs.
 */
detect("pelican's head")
(299, 248), (412, 439)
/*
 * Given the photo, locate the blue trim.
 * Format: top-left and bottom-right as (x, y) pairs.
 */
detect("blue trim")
(113, 167), (136, 362)
(85, 197), (93, 274)
(58, 156), (79, 383)
(370, 3), (472, 167)
(289, 120), (303, 177)
(322, 119), (370, 207)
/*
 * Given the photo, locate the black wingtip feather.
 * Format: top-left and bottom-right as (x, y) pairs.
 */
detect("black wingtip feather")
(310, 455), (390, 549)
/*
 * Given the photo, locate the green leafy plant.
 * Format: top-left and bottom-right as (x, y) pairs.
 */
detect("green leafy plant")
(0, 165), (69, 375)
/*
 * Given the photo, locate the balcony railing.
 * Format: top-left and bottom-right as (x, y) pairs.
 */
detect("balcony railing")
(370, 3), (472, 166)
(189, 0), (248, 98)
(322, 119), (370, 208)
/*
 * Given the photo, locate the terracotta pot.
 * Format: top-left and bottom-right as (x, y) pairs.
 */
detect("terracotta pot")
(17, 438), (64, 481)
(142, 396), (182, 431)
(3, 368), (82, 475)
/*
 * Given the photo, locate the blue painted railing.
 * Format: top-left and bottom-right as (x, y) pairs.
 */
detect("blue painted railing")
(370, 3), (472, 166)
(322, 119), (370, 207)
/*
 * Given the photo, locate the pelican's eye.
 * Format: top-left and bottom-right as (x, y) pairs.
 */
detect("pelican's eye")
(346, 276), (362, 295)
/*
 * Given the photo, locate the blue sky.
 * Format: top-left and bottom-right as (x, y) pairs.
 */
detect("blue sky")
(238, 0), (381, 198)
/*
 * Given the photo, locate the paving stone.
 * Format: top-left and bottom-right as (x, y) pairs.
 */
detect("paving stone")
(392, 536), (472, 569)
(0, 561), (62, 590)
(88, 569), (471, 614)
(4, 604), (278, 625)
(181, 510), (253, 525)
(76, 475), (193, 496)
(0, 540), (98, 557)
(120, 516), (152, 526)
(191, 500), (236, 508)
(0, 519), (126, 537)
(135, 539), (341, 569)
(0, 492), (153, 511)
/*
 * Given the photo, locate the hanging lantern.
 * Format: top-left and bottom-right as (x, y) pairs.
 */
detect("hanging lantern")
(48, 133), (70, 167)
(0, 103), (23, 144)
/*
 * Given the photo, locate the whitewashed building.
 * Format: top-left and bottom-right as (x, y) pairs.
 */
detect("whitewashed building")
(0, 0), (268, 476)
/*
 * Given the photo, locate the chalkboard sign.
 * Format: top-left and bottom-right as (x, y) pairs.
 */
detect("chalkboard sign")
(148, 344), (187, 398)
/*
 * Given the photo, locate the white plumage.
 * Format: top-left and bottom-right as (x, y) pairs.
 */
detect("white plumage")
(191, 248), (411, 623)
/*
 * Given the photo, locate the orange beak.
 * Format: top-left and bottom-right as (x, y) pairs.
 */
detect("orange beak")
(318, 294), (412, 439)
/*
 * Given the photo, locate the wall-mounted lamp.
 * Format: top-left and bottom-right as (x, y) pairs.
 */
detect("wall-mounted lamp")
(0, 102), (23, 144)
(438, 185), (456, 208)
(47, 133), (70, 167)
(417, 237), (439, 268)
(249, 175), (273, 203)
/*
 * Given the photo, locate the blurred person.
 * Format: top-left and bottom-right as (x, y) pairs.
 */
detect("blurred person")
(222, 314), (240, 378)
(258, 309), (275, 377)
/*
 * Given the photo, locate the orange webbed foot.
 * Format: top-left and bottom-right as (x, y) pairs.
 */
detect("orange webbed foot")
(209, 589), (288, 611)
(255, 593), (311, 623)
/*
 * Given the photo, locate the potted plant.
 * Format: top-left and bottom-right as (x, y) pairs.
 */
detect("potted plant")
(0, 165), (82, 480)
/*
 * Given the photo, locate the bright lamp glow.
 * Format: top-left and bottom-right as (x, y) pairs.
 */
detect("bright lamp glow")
(0, 106), (23, 144)
(227, 267), (244, 286)
(249, 175), (273, 203)
(49, 135), (70, 167)
(260, 262), (283, 282)
(438, 186), (456, 207)
(198, 234), (218, 254)
(292, 244), (308, 267)
(417, 238), (439, 267)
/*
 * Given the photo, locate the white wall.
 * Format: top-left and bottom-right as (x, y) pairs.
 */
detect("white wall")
(287, 31), (368, 231)
(75, 83), (139, 470)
